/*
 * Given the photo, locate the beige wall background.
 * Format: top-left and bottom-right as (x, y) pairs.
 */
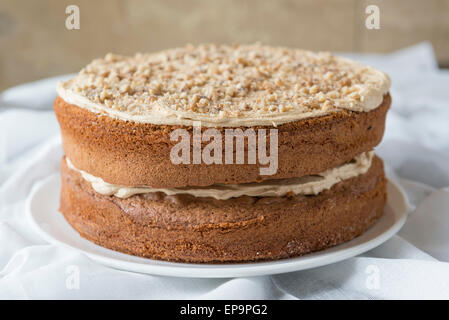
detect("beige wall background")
(0, 0), (448, 91)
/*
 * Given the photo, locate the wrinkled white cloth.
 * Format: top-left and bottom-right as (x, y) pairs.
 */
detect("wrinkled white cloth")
(1, 43), (449, 299)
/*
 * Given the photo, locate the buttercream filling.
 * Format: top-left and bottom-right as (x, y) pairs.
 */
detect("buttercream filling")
(66, 151), (374, 200)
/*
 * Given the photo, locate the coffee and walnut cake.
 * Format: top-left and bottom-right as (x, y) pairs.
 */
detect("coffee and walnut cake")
(54, 44), (390, 263)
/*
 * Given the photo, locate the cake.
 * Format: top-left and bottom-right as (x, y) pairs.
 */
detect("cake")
(54, 44), (390, 263)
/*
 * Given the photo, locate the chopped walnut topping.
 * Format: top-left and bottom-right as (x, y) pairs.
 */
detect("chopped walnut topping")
(61, 44), (390, 120)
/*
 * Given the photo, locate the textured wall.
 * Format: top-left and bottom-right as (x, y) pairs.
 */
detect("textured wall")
(0, 0), (448, 91)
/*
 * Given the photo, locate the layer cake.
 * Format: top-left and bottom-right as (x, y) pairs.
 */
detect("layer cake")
(55, 44), (390, 263)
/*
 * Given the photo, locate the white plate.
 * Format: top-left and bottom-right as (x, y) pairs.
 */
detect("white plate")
(27, 174), (408, 278)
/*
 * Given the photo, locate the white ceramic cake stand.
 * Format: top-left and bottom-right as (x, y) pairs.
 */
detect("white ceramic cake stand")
(27, 174), (408, 278)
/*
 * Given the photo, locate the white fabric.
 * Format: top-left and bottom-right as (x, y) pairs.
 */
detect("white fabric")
(1, 42), (449, 299)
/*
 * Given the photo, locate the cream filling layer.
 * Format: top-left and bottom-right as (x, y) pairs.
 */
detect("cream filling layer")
(66, 151), (374, 200)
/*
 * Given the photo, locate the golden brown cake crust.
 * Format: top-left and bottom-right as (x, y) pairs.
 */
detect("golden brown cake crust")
(59, 155), (387, 263)
(54, 94), (390, 188)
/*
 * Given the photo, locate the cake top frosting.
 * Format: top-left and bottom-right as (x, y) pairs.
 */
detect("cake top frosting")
(57, 44), (390, 127)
